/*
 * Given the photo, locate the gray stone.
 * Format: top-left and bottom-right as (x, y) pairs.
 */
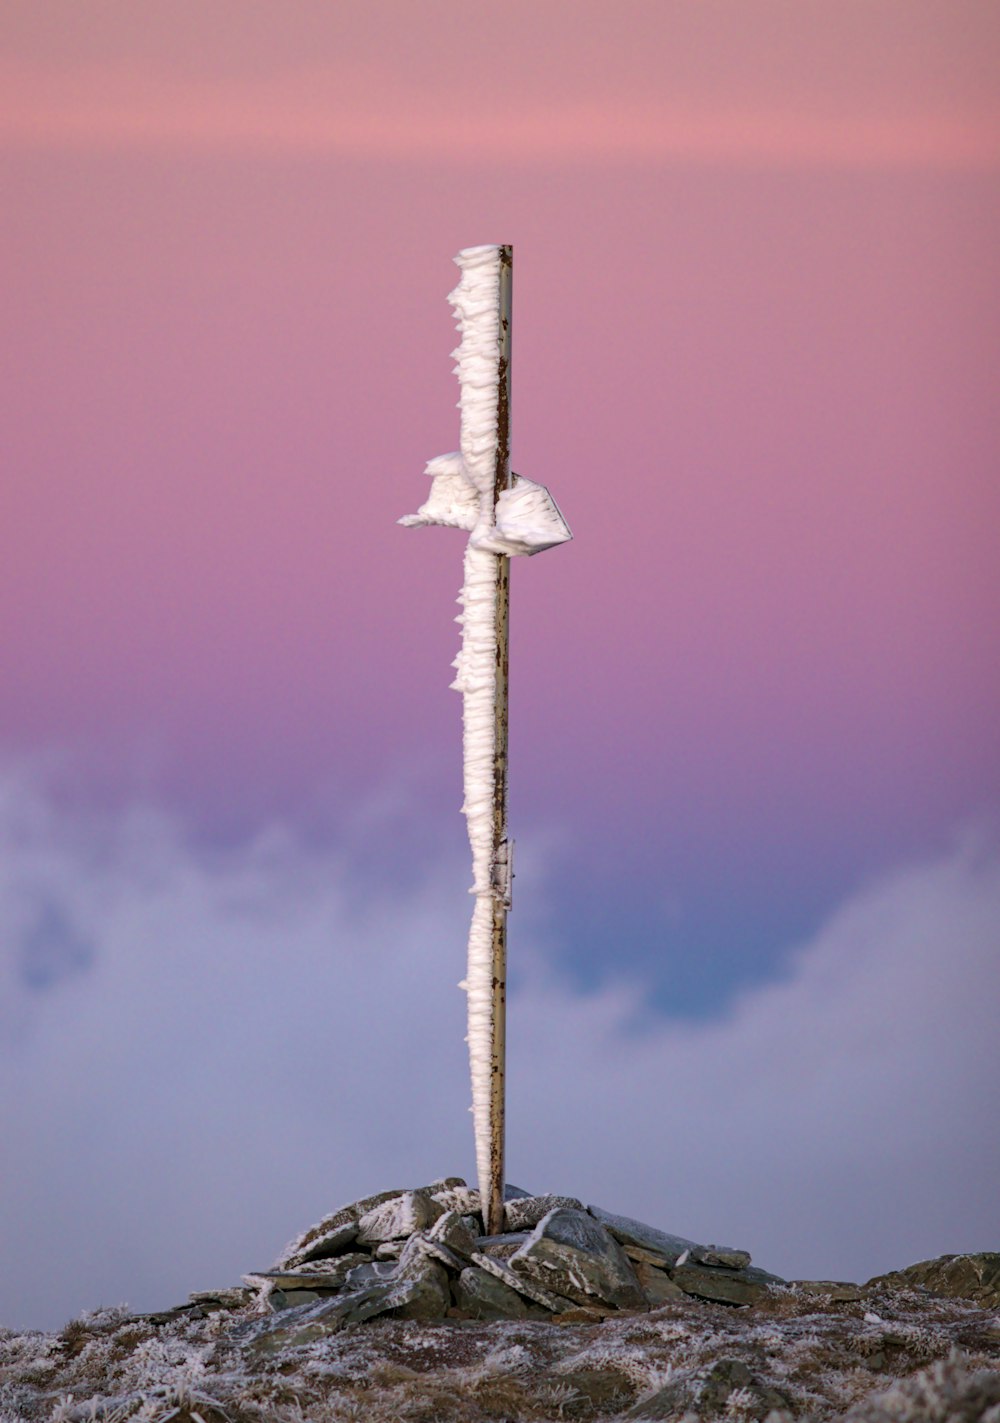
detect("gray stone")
(478, 1231), (531, 1259)
(470, 1249), (569, 1312)
(504, 1194), (584, 1232)
(343, 1260), (398, 1290)
(671, 1262), (776, 1306)
(277, 1194), (398, 1266)
(430, 1185), (481, 1217)
(455, 1266), (531, 1320)
(280, 1220), (360, 1268)
(374, 1240), (404, 1260)
(356, 1189), (444, 1244)
(269, 1288), (324, 1310)
(698, 1245), (753, 1270)
(633, 1260), (686, 1306)
(587, 1205), (702, 1267)
(389, 1253), (451, 1320)
(249, 1255), (369, 1293)
(866, 1253), (1000, 1309)
(510, 1208), (646, 1310)
(427, 1208), (479, 1257)
(405, 1233), (468, 1275)
(794, 1279), (863, 1302)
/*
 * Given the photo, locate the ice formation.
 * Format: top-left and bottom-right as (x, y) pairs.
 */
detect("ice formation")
(400, 245), (570, 1213)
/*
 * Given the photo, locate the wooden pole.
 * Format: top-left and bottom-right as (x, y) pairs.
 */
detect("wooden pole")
(486, 245), (513, 1237)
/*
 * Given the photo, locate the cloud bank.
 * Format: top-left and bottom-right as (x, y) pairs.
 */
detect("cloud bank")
(1, 764), (997, 1331)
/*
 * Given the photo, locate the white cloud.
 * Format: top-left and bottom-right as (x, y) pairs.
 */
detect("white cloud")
(1, 765), (997, 1331)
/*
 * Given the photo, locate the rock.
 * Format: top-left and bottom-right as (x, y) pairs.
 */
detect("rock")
(407, 1233), (468, 1275)
(277, 1193), (398, 1266)
(356, 1189), (444, 1244)
(504, 1194), (584, 1231)
(470, 1249), (570, 1312)
(698, 1245), (752, 1269)
(552, 1305), (611, 1324)
(427, 1209), (479, 1257)
(343, 1260), (398, 1289)
(249, 1256), (369, 1293)
(389, 1254), (451, 1320)
(281, 1220), (359, 1268)
(587, 1205), (703, 1267)
(454, 1265), (531, 1320)
(671, 1262), (776, 1306)
(794, 1279), (864, 1302)
(510, 1208), (646, 1310)
(269, 1288), (324, 1310)
(633, 1260), (687, 1306)
(478, 1232), (531, 1259)
(627, 1357), (790, 1420)
(187, 1288), (253, 1311)
(866, 1252), (1000, 1309)
(430, 1185), (482, 1216)
(374, 1241), (404, 1260)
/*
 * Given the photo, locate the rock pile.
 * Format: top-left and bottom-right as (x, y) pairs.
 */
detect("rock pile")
(242, 1177), (785, 1345)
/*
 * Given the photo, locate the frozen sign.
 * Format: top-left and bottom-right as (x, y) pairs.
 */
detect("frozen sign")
(400, 246), (571, 1235)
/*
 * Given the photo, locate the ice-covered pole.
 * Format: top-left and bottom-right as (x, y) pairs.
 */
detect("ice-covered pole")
(400, 245), (571, 1236)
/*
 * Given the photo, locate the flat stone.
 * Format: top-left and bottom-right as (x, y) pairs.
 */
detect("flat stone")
(470, 1249), (569, 1312)
(510, 1208), (646, 1310)
(405, 1233), (468, 1275)
(277, 1194), (398, 1266)
(374, 1241), (404, 1260)
(269, 1288), (325, 1310)
(504, 1194), (585, 1232)
(344, 1260), (398, 1289)
(794, 1280), (863, 1302)
(478, 1232), (531, 1259)
(587, 1205), (703, 1267)
(455, 1266), (531, 1320)
(427, 1209), (479, 1257)
(698, 1245), (753, 1270)
(249, 1255), (369, 1293)
(187, 1288), (253, 1310)
(425, 1176), (467, 1192)
(356, 1189), (444, 1244)
(867, 1253), (1000, 1309)
(389, 1254), (451, 1320)
(431, 1185), (482, 1217)
(280, 1220), (360, 1269)
(633, 1260), (687, 1306)
(671, 1262), (775, 1306)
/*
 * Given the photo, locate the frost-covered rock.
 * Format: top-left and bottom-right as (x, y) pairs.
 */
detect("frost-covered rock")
(510, 1207), (646, 1310)
(455, 1265), (533, 1319)
(671, 1261), (781, 1306)
(426, 1207), (479, 1257)
(867, 1251), (1000, 1309)
(504, 1193), (584, 1231)
(356, 1189), (444, 1244)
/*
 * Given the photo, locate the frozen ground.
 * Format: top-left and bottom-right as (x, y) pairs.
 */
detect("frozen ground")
(3, 1276), (999, 1421)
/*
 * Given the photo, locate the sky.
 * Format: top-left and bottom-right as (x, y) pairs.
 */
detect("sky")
(1, 1), (999, 1331)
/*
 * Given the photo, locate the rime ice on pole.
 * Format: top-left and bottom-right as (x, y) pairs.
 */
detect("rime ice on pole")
(400, 245), (570, 1222)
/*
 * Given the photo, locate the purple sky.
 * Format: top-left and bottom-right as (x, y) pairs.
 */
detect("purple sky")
(1, 1), (998, 1330)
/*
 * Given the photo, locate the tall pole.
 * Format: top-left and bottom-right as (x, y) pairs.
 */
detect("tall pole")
(399, 244), (570, 1242)
(487, 247), (513, 1237)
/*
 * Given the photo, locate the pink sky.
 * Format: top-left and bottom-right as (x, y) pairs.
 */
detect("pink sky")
(2, 0), (998, 962)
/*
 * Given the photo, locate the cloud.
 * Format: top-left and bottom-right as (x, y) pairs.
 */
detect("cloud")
(1, 763), (997, 1331)
(1, 60), (997, 170)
